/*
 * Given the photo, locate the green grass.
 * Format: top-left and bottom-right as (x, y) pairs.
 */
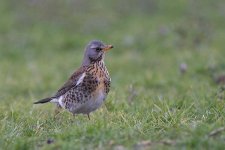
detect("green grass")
(0, 0), (225, 149)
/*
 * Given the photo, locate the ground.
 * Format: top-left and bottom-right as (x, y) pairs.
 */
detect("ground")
(0, 0), (225, 149)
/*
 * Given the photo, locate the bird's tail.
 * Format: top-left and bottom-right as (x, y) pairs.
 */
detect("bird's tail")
(33, 97), (53, 104)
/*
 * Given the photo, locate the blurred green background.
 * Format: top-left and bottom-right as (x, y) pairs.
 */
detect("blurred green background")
(0, 0), (225, 149)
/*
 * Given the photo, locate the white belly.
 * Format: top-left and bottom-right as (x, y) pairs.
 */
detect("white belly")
(74, 89), (106, 114)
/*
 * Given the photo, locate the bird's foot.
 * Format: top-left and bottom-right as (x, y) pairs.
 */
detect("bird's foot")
(87, 114), (90, 120)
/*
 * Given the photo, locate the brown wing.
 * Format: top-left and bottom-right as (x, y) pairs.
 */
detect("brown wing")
(54, 66), (86, 98)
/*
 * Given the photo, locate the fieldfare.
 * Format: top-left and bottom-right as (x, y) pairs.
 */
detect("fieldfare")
(34, 40), (113, 119)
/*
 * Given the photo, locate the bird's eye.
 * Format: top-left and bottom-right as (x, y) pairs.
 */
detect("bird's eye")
(96, 47), (102, 52)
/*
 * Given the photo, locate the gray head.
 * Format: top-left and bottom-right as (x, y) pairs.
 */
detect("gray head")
(82, 40), (113, 66)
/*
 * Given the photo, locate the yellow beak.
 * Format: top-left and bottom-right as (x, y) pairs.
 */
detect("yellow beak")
(103, 45), (113, 52)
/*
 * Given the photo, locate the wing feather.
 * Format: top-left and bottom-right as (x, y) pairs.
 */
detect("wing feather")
(54, 67), (86, 98)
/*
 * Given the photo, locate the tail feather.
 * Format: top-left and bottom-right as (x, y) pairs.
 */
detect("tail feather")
(33, 97), (53, 104)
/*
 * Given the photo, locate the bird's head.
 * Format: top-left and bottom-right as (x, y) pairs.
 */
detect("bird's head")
(82, 40), (113, 66)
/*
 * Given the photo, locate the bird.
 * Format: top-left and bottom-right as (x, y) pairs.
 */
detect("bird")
(34, 40), (113, 119)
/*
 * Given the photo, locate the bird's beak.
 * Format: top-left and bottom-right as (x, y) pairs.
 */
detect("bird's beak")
(103, 45), (113, 52)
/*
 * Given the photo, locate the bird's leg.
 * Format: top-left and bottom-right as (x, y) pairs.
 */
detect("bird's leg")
(68, 113), (76, 123)
(87, 114), (90, 120)
(54, 104), (62, 117)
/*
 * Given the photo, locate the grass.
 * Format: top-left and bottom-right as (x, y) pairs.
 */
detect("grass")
(0, 0), (225, 149)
